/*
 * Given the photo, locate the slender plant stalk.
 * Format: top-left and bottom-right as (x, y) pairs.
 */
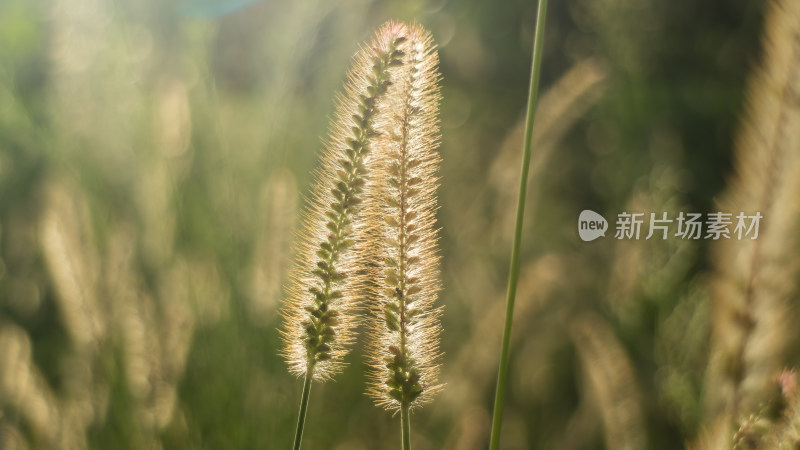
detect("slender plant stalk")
(293, 366), (313, 450)
(401, 405), (411, 450)
(489, 1), (548, 448)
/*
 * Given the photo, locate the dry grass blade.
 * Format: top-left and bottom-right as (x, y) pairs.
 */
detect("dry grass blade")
(442, 255), (563, 408)
(703, 0), (800, 436)
(571, 313), (647, 450)
(0, 323), (60, 445)
(39, 179), (104, 348)
(490, 58), (608, 197)
(249, 170), (298, 325)
(488, 59), (608, 239)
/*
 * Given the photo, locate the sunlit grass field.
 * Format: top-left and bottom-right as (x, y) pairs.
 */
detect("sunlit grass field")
(2, 0), (799, 448)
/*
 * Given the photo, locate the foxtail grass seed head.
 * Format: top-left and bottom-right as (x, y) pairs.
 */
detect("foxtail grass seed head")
(281, 23), (410, 381)
(704, 0), (800, 423)
(365, 23), (444, 412)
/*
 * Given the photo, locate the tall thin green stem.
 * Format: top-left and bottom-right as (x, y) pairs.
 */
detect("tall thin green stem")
(489, 0), (548, 449)
(293, 366), (313, 450)
(401, 404), (411, 450)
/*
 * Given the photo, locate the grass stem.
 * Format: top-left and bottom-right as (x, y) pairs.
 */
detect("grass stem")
(488, 0), (548, 448)
(293, 366), (313, 450)
(401, 404), (411, 450)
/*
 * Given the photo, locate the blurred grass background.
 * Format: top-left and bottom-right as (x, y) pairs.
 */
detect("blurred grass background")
(0, 0), (780, 448)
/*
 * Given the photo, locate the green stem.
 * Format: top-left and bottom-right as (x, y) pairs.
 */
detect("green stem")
(401, 404), (411, 450)
(488, 1), (548, 449)
(293, 366), (314, 450)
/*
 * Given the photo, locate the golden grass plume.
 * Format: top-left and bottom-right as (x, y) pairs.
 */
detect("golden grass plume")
(280, 22), (410, 381)
(364, 23), (444, 412)
(571, 314), (647, 450)
(704, 0), (800, 432)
